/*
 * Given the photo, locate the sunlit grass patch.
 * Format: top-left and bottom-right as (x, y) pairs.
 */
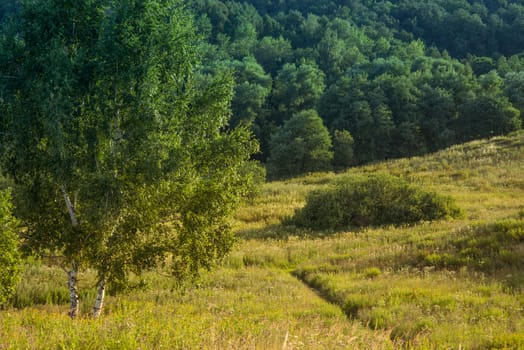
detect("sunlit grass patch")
(1, 266), (393, 349)
(295, 267), (524, 348)
(3, 132), (524, 349)
(418, 217), (524, 275)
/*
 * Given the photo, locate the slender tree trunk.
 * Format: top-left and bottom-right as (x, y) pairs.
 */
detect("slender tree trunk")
(67, 264), (80, 319)
(92, 279), (106, 318)
(61, 186), (79, 227)
(62, 185), (81, 319)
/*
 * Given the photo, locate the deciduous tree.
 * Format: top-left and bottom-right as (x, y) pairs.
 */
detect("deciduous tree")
(332, 129), (354, 169)
(267, 109), (332, 178)
(0, 0), (256, 318)
(271, 62), (325, 123)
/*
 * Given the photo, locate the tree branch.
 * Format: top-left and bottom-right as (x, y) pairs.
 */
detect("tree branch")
(61, 185), (79, 227)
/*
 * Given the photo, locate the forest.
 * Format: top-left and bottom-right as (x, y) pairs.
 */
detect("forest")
(188, 0), (524, 176)
(1, 1), (524, 348)
(2, 0), (524, 177)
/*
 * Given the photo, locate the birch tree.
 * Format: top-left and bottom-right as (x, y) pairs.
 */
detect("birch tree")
(0, 0), (257, 318)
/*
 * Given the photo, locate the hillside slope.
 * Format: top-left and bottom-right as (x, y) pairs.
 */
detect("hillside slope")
(232, 130), (524, 348)
(1, 131), (523, 349)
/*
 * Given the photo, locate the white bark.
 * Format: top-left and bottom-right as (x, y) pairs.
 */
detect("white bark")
(61, 186), (78, 227)
(92, 279), (106, 319)
(67, 266), (80, 319)
(62, 186), (81, 319)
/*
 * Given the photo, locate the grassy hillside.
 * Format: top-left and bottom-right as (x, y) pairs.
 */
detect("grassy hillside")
(2, 131), (523, 349)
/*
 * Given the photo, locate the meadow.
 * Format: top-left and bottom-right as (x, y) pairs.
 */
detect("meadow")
(1, 131), (524, 349)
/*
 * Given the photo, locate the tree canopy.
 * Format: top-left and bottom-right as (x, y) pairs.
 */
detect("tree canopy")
(189, 0), (524, 176)
(0, 0), (257, 317)
(267, 109), (332, 178)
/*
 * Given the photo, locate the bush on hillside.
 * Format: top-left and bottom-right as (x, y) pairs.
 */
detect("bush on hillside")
(292, 173), (463, 230)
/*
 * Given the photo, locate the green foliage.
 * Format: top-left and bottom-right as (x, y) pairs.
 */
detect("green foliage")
(227, 57), (272, 127)
(271, 62), (326, 122)
(0, 0), (257, 301)
(191, 0), (524, 172)
(0, 172), (11, 191)
(0, 189), (21, 307)
(0, 3), (15, 24)
(267, 109), (333, 178)
(293, 173), (462, 230)
(504, 71), (524, 122)
(458, 93), (521, 141)
(237, 160), (267, 204)
(254, 36), (293, 75)
(332, 129), (354, 169)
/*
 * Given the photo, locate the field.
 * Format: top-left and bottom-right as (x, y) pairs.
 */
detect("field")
(1, 131), (524, 349)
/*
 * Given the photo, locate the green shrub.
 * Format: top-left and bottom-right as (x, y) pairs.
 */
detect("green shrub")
(292, 173), (462, 230)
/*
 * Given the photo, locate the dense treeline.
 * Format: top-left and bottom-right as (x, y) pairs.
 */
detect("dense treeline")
(206, 0), (524, 59)
(2, 1), (524, 178)
(192, 0), (524, 177)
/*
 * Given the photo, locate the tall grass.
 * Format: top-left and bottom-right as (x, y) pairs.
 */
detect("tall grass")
(1, 267), (392, 349)
(230, 131), (524, 349)
(2, 131), (524, 349)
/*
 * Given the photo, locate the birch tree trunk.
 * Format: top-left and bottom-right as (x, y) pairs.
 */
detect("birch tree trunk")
(61, 186), (79, 227)
(92, 279), (105, 318)
(67, 265), (80, 319)
(62, 186), (81, 319)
